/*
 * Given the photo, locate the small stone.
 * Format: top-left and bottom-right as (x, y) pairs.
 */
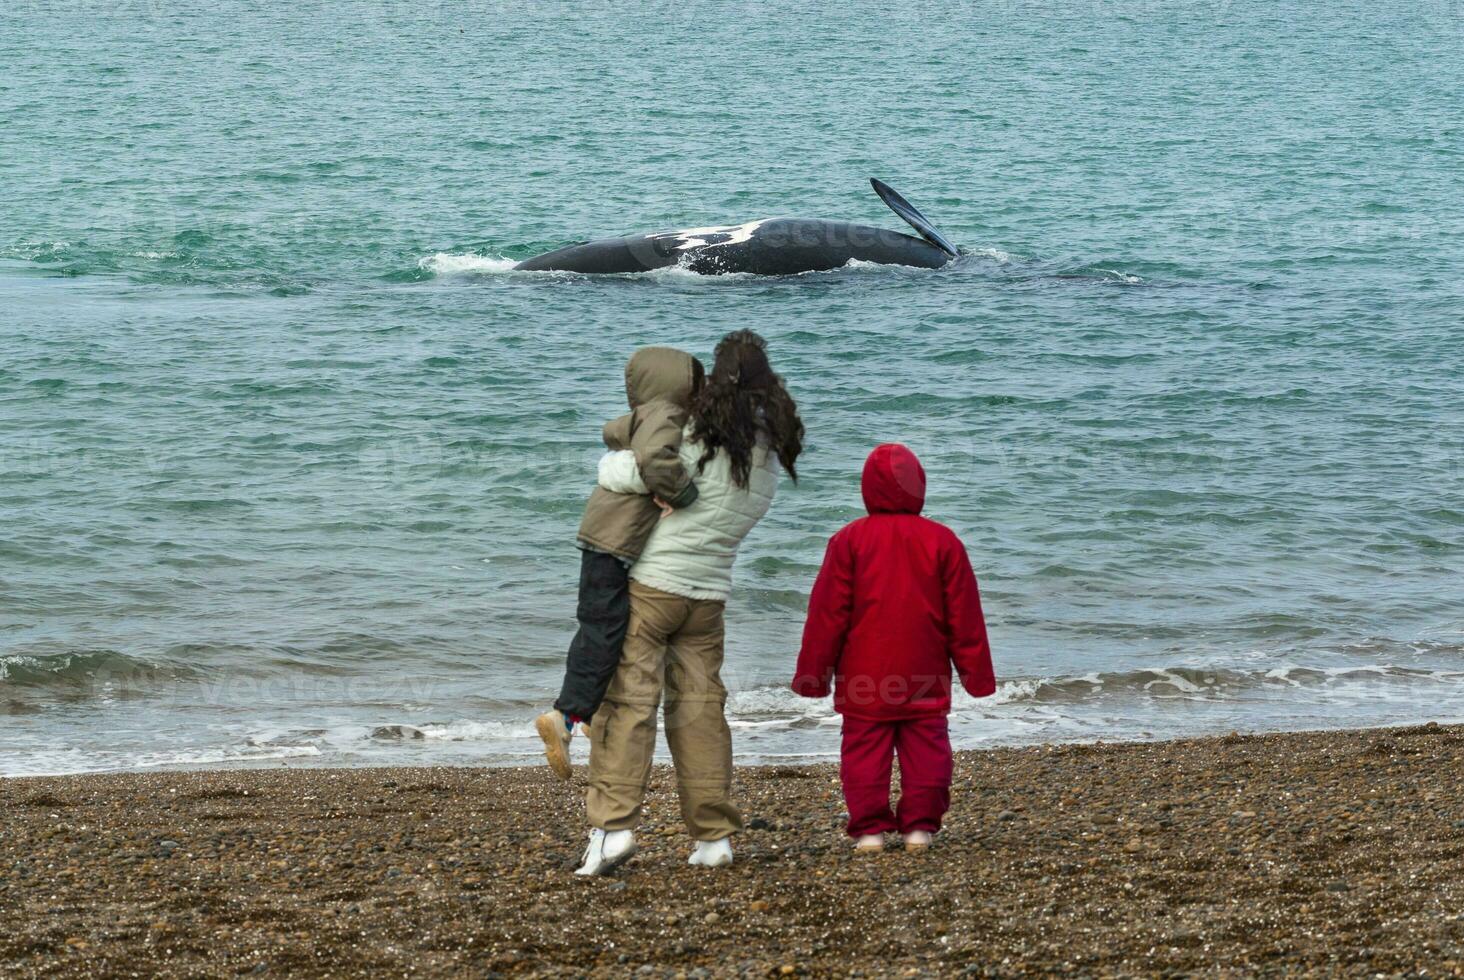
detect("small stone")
(750, 900), (770, 912)
(780, 967), (797, 977)
(1123, 839), (1143, 854)
(748, 817), (772, 831)
(703, 911), (721, 924)
(1091, 814), (1116, 826)
(1327, 881), (1350, 893)
(997, 810), (1017, 822)
(608, 881), (628, 892)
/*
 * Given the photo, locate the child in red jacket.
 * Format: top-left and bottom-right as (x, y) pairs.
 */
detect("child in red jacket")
(792, 443), (995, 852)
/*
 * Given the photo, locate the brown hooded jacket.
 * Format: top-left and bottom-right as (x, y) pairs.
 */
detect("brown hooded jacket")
(576, 347), (700, 560)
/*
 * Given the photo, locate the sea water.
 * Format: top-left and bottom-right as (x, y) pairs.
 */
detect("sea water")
(3, 0), (1463, 774)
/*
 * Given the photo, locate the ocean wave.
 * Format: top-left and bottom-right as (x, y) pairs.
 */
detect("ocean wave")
(999, 663), (1464, 704)
(720, 661), (1464, 723)
(367, 719), (526, 741)
(0, 651), (196, 689)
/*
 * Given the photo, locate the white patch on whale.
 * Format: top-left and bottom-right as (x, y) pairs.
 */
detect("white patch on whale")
(655, 219), (769, 252)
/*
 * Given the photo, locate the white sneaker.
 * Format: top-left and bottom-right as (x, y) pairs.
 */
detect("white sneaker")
(854, 834), (885, 853)
(687, 837), (734, 868)
(902, 830), (933, 851)
(574, 829), (636, 876)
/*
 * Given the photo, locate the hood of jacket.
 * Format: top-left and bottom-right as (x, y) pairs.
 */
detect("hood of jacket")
(624, 346), (698, 410)
(861, 443), (926, 515)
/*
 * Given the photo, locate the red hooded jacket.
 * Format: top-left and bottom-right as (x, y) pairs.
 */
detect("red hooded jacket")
(792, 444), (995, 720)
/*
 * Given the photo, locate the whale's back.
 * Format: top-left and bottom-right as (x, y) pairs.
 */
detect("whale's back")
(514, 218), (950, 276)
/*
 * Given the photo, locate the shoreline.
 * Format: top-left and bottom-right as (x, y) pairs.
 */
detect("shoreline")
(4, 722), (1464, 976)
(13, 710), (1464, 781)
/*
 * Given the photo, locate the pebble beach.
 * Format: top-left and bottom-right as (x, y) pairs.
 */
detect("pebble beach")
(5, 723), (1464, 977)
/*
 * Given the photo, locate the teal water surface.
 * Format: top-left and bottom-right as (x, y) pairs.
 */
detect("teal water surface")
(4, 0), (1464, 774)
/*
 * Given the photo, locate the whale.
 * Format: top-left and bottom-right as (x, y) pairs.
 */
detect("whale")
(514, 179), (959, 276)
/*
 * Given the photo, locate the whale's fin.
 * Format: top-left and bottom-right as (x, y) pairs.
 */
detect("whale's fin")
(870, 178), (959, 258)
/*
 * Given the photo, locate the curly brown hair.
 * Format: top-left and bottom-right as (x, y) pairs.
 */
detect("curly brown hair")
(689, 330), (804, 488)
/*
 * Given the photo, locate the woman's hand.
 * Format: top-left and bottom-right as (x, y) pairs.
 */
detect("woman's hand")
(654, 496), (675, 520)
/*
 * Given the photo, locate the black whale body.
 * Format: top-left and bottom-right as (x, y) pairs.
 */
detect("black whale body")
(514, 218), (952, 276)
(513, 180), (960, 277)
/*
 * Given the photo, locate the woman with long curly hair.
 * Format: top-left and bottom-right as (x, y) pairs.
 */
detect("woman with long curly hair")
(688, 329), (804, 489)
(576, 329), (803, 875)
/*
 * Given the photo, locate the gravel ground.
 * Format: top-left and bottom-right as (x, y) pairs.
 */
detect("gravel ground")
(4, 723), (1464, 977)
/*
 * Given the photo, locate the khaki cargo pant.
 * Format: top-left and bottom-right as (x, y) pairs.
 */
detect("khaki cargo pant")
(586, 580), (741, 840)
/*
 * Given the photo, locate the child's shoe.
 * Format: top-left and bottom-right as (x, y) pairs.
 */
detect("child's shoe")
(535, 710), (574, 780)
(574, 829), (637, 876)
(902, 830), (932, 852)
(688, 837), (734, 868)
(854, 834), (885, 853)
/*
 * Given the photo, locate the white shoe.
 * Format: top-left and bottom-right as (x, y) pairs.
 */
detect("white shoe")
(574, 829), (636, 876)
(687, 837), (734, 868)
(854, 834), (885, 853)
(902, 830), (933, 851)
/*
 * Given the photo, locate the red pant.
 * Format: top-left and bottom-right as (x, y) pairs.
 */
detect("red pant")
(840, 715), (953, 837)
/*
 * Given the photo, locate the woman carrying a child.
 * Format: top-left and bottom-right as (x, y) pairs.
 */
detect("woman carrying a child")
(572, 329), (803, 875)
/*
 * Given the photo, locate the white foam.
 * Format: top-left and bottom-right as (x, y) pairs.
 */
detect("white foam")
(414, 719), (525, 740)
(837, 258), (923, 273)
(1143, 669), (1204, 694)
(727, 686), (835, 718)
(989, 678), (1045, 704)
(8, 742), (326, 776)
(419, 252), (520, 276)
(1, 240), (70, 258)
(729, 717), (807, 730)
(130, 744), (323, 769)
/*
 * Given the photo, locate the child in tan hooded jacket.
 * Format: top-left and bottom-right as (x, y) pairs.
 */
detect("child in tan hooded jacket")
(534, 346), (703, 778)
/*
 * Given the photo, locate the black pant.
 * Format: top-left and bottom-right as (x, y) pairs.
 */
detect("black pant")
(554, 549), (631, 722)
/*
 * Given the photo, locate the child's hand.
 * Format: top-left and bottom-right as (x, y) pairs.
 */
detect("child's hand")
(653, 496), (675, 519)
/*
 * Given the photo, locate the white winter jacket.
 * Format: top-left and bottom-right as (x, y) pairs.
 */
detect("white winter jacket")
(598, 429), (778, 601)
